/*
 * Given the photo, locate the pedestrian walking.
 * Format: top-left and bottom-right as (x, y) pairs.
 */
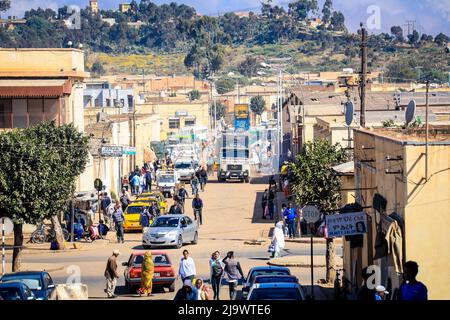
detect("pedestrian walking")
(283, 203), (298, 239)
(177, 184), (189, 213)
(140, 207), (151, 229)
(195, 278), (211, 300)
(261, 189), (268, 219)
(269, 175), (276, 190)
(122, 176), (129, 192)
(268, 188), (275, 220)
(174, 279), (198, 301)
(169, 200), (183, 215)
(101, 192), (111, 221)
(130, 173), (140, 195)
(209, 251), (225, 300)
(104, 249), (120, 298)
(397, 261), (428, 301)
(145, 170), (153, 191)
(178, 250), (196, 282)
(271, 221), (285, 258)
(199, 167), (208, 192)
(112, 203), (125, 243)
(137, 251), (154, 296)
(207, 156), (214, 176)
(222, 251), (245, 300)
(140, 174), (146, 194)
(190, 173), (199, 196)
(120, 188), (131, 211)
(192, 193), (204, 225)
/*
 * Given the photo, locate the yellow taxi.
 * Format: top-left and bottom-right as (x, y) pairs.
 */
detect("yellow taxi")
(123, 202), (152, 232)
(138, 191), (167, 213)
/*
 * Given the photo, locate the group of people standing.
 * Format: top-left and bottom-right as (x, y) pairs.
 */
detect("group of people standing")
(175, 250), (245, 301)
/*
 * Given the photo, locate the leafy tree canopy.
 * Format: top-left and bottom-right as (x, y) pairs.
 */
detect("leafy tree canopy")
(250, 95), (266, 115)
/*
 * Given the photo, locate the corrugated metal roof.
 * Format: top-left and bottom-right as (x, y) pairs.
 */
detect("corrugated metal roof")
(0, 79), (72, 97)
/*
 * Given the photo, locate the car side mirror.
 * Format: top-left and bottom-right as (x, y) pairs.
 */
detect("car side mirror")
(122, 262), (128, 266)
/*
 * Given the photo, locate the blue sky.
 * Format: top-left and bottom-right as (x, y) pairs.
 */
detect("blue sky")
(3, 0), (450, 35)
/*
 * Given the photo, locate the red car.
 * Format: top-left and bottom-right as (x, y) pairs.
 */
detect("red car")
(122, 251), (176, 293)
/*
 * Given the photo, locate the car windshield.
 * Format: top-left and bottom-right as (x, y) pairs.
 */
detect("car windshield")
(175, 163), (192, 169)
(254, 276), (297, 284)
(249, 288), (301, 300)
(126, 206), (145, 214)
(133, 254), (170, 266)
(1, 274), (42, 290)
(159, 175), (175, 183)
(250, 270), (290, 282)
(222, 149), (249, 158)
(151, 217), (179, 228)
(0, 287), (23, 300)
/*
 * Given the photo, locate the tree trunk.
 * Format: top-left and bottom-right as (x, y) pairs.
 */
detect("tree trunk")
(51, 215), (66, 250)
(326, 238), (336, 284)
(12, 223), (23, 272)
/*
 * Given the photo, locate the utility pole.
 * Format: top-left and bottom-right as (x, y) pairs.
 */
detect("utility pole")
(360, 23), (368, 128)
(425, 80), (430, 182)
(142, 68), (146, 101)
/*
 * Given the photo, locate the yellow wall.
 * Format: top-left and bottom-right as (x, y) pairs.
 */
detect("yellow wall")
(0, 49), (87, 77)
(137, 101), (209, 141)
(404, 145), (450, 300)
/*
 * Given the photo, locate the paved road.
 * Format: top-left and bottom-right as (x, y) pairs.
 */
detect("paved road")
(14, 177), (342, 300)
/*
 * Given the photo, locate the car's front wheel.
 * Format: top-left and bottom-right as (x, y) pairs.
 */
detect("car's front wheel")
(169, 282), (176, 292)
(176, 235), (183, 249)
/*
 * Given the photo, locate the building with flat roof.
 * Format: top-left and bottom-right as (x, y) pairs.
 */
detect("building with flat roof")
(344, 126), (450, 300)
(0, 48), (93, 191)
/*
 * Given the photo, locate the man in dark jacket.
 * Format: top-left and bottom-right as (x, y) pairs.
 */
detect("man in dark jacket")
(192, 193), (204, 225)
(144, 170), (153, 191)
(101, 192), (111, 221)
(356, 267), (376, 301)
(169, 201), (183, 215)
(177, 185), (189, 213)
(222, 251), (245, 300)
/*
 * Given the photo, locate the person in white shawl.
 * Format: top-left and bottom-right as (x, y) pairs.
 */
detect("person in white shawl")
(272, 221), (285, 258)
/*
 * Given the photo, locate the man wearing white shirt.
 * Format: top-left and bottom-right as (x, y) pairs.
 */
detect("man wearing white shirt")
(179, 250), (197, 282)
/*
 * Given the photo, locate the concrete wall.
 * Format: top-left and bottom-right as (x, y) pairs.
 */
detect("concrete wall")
(404, 144), (450, 300)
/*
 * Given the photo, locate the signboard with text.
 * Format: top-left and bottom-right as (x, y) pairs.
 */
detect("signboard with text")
(325, 212), (368, 238)
(100, 146), (123, 157)
(122, 146), (136, 155)
(234, 104), (250, 131)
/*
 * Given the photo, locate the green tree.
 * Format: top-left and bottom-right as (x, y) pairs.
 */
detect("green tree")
(238, 56), (259, 77)
(215, 77), (236, 94)
(209, 102), (227, 120)
(390, 26), (404, 43)
(288, 139), (347, 283)
(188, 89), (201, 101)
(0, 122), (90, 271)
(321, 0), (333, 25)
(408, 30), (419, 47)
(329, 11), (346, 32)
(434, 32), (449, 46)
(91, 61), (106, 76)
(250, 95), (266, 123)
(288, 0), (319, 21)
(0, 0), (10, 13)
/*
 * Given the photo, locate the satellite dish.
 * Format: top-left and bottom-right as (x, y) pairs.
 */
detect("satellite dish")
(344, 101), (354, 126)
(405, 100), (416, 126)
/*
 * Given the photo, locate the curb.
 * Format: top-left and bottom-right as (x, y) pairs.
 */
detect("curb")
(267, 260), (344, 268)
(285, 238), (343, 244)
(5, 239), (111, 256)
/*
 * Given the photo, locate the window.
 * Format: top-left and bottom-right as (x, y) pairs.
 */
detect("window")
(169, 118), (180, 129)
(94, 98), (102, 107)
(106, 99), (111, 107)
(185, 117), (196, 126)
(28, 99), (44, 125)
(127, 95), (133, 110)
(185, 217), (193, 225)
(0, 98), (12, 128)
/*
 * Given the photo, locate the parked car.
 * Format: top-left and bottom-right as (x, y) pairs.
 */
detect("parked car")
(123, 201), (153, 232)
(0, 271), (56, 300)
(0, 282), (36, 300)
(251, 275), (298, 286)
(123, 251), (176, 293)
(247, 283), (306, 300)
(142, 214), (198, 249)
(139, 191), (167, 213)
(242, 266), (291, 299)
